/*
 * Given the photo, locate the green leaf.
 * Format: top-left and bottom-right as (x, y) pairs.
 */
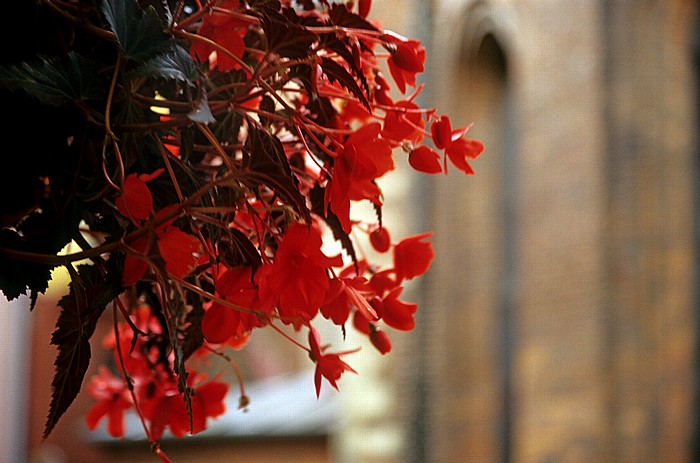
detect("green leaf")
(0, 52), (103, 106)
(43, 259), (123, 439)
(101, 0), (171, 61)
(128, 44), (199, 84)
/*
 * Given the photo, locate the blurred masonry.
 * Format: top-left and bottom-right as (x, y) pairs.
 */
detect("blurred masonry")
(2, 1), (700, 463)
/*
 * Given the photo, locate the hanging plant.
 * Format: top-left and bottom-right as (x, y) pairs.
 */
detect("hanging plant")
(0, 0), (483, 460)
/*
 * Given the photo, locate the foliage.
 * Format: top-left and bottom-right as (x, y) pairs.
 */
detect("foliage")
(0, 0), (483, 459)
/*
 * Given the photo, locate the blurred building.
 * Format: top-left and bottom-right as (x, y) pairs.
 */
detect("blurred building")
(9, 1), (700, 463)
(337, 1), (698, 462)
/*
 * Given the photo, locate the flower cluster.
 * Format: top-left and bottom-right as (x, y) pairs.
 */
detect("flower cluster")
(0, 0), (482, 456)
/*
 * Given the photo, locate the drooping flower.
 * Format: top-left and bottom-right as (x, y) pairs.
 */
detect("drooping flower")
(85, 367), (133, 438)
(326, 123), (394, 232)
(369, 225), (391, 253)
(308, 326), (358, 397)
(369, 328), (392, 354)
(381, 100), (425, 144)
(429, 116), (485, 175)
(383, 32), (426, 94)
(380, 286), (417, 331)
(409, 145), (442, 174)
(393, 232), (434, 281)
(257, 223), (343, 328)
(201, 265), (268, 344)
(115, 169), (164, 223)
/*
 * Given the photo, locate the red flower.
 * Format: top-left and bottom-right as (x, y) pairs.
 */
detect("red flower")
(429, 116), (485, 175)
(201, 266), (267, 344)
(393, 232), (434, 281)
(122, 224), (201, 286)
(257, 223), (343, 328)
(381, 286), (417, 331)
(308, 326), (357, 397)
(381, 100), (425, 144)
(445, 135), (485, 175)
(115, 169), (163, 223)
(383, 32), (425, 94)
(369, 225), (391, 253)
(369, 328), (391, 354)
(358, 0), (372, 18)
(326, 123), (394, 232)
(143, 375), (229, 441)
(409, 145), (442, 174)
(85, 367), (133, 438)
(190, 0), (246, 72)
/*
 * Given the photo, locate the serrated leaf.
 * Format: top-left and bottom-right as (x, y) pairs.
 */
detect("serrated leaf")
(0, 52), (103, 106)
(310, 183), (358, 268)
(321, 57), (370, 109)
(101, 0), (172, 61)
(260, 10), (318, 59)
(243, 126), (310, 222)
(44, 260), (123, 439)
(128, 45), (199, 84)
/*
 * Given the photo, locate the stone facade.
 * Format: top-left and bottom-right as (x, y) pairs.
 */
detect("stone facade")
(347, 0), (699, 462)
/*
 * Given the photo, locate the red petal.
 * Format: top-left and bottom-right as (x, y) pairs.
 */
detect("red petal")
(212, 30), (245, 72)
(370, 329), (392, 354)
(393, 232), (434, 281)
(369, 226), (391, 253)
(391, 42), (424, 73)
(202, 303), (237, 344)
(409, 145), (442, 174)
(381, 287), (417, 331)
(158, 226), (201, 278)
(358, 0), (372, 18)
(116, 174), (152, 222)
(430, 115), (452, 149)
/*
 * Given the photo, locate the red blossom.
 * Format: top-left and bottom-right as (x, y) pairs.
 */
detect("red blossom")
(409, 145), (442, 174)
(445, 136), (485, 175)
(430, 115), (452, 150)
(383, 33), (426, 94)
(201, 266), (268, 344)
(369, 328), (392, 354)
(381, 100), (425, 144)
(257, 223), (343, 327)
(85, 367), (133, 438)
(308, 326), (358, 397)
(381, 286), (417, 331)
(115, 169), (163, 222)
(393, 232), (434, 281)
(369, 226), (391, 253)
(325, 123), (394, 232)
(143, 375), (229, 441)
(190, 0), (247, 72)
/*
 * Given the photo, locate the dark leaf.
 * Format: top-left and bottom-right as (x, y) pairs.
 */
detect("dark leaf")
(101, 0), (172, 61)
(187, 88), (215, 123)
(217, 228), (262, 269)
(0, 52), (103, 106)
(260, 10), (318, 59)
(309, 183), (358, 268)
(320, 57), (370, 109)
(128, 44), (199, 84)
(244, 126), (310, 222)
(44, 259), (123, 438)
(0, 230), (54, 303)
(328, 3), (379, 32)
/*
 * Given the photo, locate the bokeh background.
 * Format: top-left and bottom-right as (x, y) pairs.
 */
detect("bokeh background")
(1, 0), (698, 462)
